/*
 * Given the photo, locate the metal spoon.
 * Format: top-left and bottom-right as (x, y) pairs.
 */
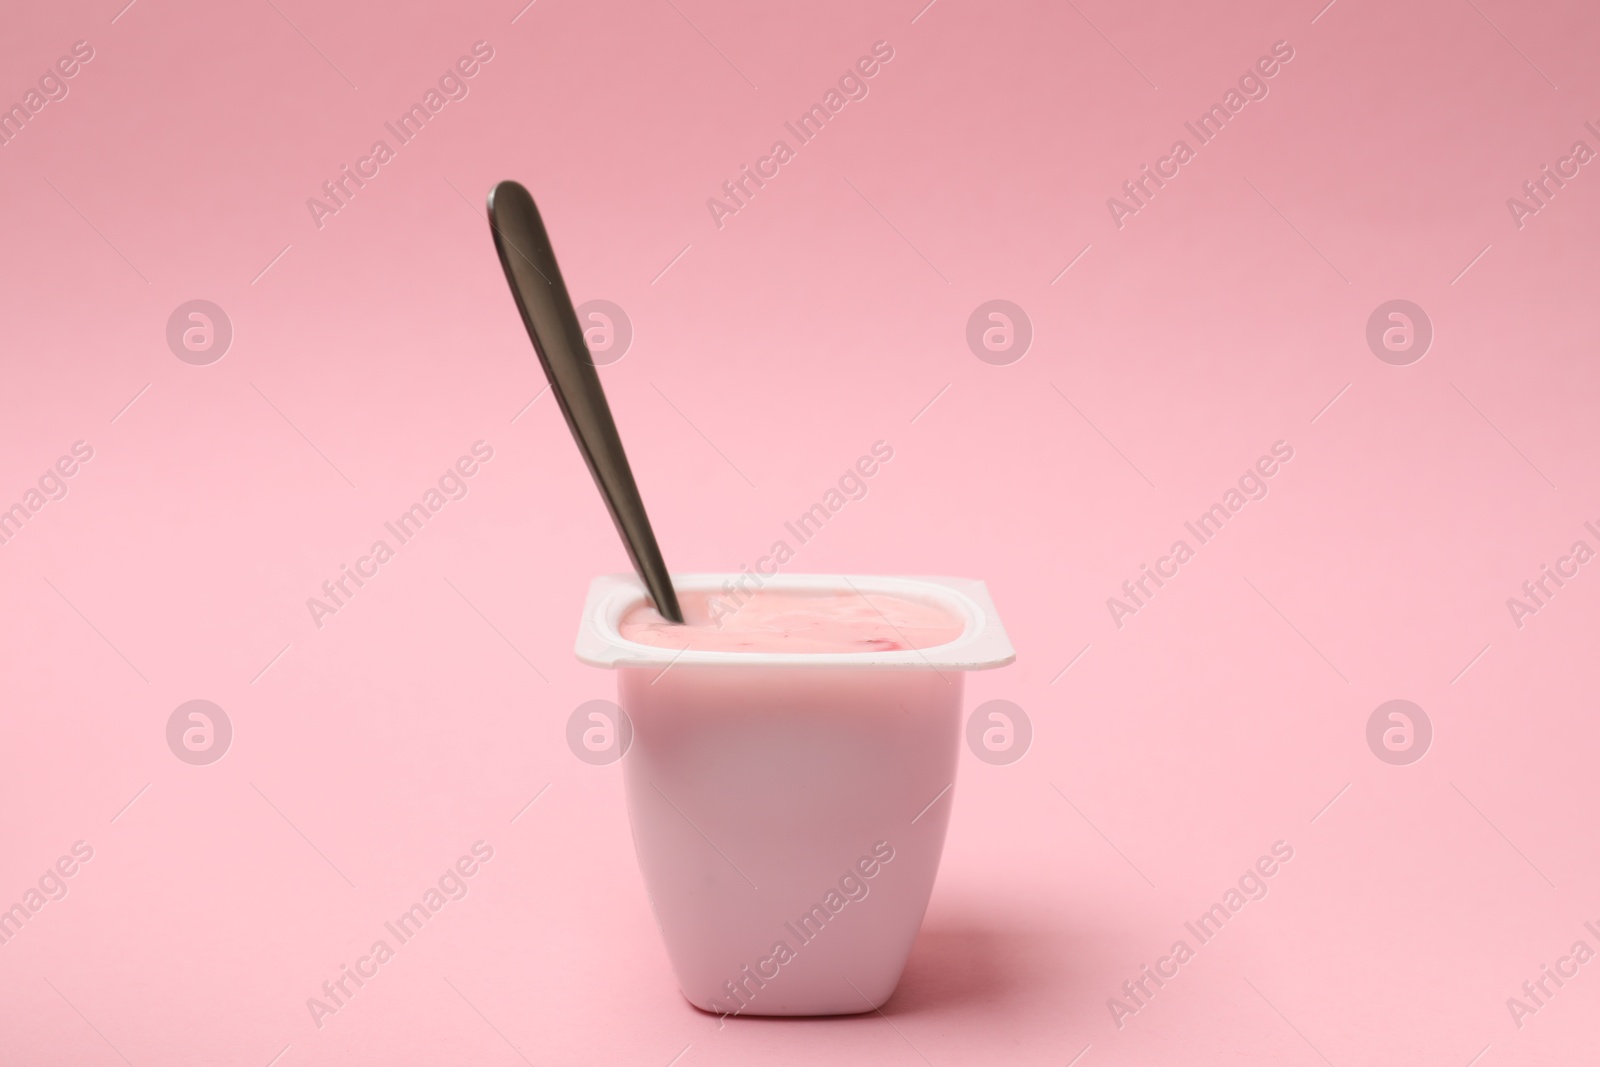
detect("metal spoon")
(486, 179), (683, 623)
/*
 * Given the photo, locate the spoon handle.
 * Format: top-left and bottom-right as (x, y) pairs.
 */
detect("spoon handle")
(486, 180), (683, 623)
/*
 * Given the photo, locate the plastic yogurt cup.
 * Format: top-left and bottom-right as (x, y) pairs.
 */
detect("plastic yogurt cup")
(577, 573), (1015, 1016)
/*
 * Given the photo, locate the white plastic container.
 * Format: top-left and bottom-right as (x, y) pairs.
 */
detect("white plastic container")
(577, 573), (1015, 1016)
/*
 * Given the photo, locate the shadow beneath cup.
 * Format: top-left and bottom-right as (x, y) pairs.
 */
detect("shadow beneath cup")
(682, 909), (1093, 1026)
(880, 914), (1090, 1018)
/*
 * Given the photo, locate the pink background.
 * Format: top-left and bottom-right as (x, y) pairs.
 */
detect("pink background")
(4, 0), (1599, 1063)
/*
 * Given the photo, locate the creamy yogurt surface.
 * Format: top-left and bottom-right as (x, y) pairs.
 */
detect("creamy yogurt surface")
(618, 587), (965, 653)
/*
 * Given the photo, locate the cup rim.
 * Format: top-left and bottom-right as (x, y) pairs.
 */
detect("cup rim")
(575, 573), (1016, 671)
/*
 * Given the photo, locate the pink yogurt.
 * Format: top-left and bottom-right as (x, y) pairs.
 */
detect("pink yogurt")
(618, 587), (967, 654)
